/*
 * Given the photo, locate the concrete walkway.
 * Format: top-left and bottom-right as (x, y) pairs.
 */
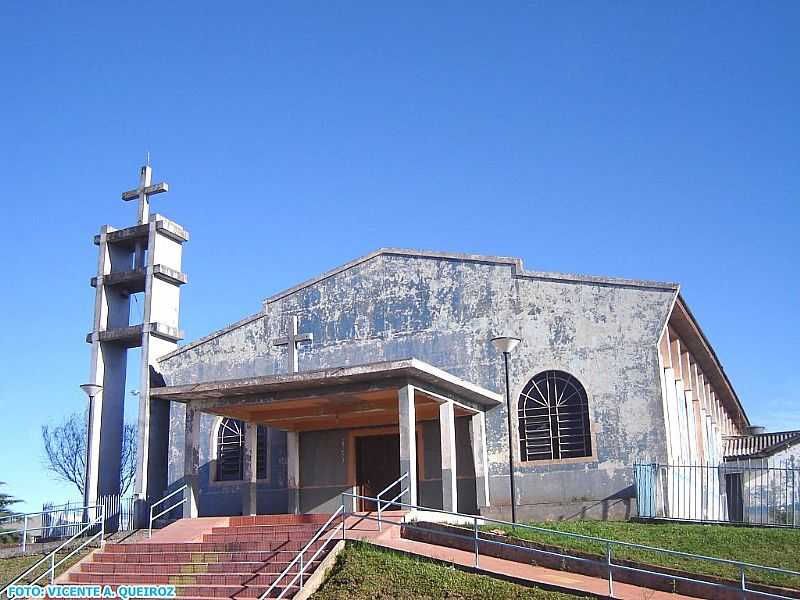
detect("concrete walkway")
(342, 512), (691, 600)
(145, 516), (230, 543)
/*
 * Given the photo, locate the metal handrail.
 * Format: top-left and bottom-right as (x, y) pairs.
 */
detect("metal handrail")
(148, 485), (188, 538)
(376, 472), (408, 531)
(0, 504), (102, 525)
(343, 491), (800, 600)
(0, 505), (105, 595)
(259, 505), (344, 600)
(0, 504), (104, 553)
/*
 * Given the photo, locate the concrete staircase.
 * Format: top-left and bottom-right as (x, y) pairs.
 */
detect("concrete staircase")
(67, 515), (336, 599)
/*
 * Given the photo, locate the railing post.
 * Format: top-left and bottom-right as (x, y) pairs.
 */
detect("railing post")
(299, 552), (304, 588)
(473, 516), (479, 568)
(22, 514), (28, 554)
(341, 499), (346, 541)
(606, 542), (614, 598)
(100, 505), (105, 547)
(377, 495), (382, 532)
(740, 565), (747, 600)
(792, 468), (797, 528)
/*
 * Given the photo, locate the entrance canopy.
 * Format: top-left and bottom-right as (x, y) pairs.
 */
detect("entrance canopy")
(151, 358), (503, 431)
(155, 359), (501, 517)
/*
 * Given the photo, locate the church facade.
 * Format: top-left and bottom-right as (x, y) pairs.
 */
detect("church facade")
(146, 248), (749, 521)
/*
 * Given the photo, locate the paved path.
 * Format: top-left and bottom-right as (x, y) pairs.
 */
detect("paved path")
(342, 512), (691, 599)
(145, 516), (230, 543)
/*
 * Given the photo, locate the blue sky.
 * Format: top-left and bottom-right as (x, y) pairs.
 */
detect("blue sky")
(1, 2), (797, 512)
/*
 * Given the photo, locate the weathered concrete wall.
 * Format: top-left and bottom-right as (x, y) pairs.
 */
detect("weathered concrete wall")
(159, 250), (676, 519)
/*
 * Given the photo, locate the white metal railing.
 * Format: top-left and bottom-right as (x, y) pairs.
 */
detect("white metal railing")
(375, 472), (409, 531)
(346, 491), (800, 600)
(0, 504), (105, 554)
(0, 505), (105, 594)
(259, 505), (345, 600)
(148, 485), (188, 538)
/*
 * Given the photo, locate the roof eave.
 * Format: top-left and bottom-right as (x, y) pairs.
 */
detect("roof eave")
(671, 294), (750, 428)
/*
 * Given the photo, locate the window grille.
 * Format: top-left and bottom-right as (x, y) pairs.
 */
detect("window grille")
(216, 418), (270, 481)
(518, 370), (592, 461)
(217, 418), (244, 481)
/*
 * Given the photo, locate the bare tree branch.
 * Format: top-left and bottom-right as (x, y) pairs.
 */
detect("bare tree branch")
(120, 422), (137, 495)
(41, 411), (137, 497)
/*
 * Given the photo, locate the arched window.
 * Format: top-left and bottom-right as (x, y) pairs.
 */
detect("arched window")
(216, 418), (244, 481)
(215, 418), (271, 481)
(518, 370), (592, 461)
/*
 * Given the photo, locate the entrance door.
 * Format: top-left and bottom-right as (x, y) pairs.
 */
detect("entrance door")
(356, 434), (401, 511)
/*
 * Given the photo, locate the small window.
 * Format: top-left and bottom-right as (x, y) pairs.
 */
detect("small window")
(256, 426), (269, 480)
(215, 418), (270, 481)
(518, 370), (592, 461)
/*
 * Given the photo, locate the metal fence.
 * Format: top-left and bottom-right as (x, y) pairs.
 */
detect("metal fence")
(42, 495), (137, 535)
(99, 494), (137, 532)
(634, 461), (800, 527)
(0, 494), (137, 553)
(39, 501), (87, 540)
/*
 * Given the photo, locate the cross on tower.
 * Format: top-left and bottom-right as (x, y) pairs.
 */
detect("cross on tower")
(273, 316), (314, 373)
(122, 165), (169, 225)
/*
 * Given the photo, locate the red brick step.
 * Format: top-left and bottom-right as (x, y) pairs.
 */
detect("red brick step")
(69, 514), (338, 600)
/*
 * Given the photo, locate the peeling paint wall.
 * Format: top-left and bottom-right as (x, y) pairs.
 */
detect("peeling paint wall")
(161, 252), (675, 519)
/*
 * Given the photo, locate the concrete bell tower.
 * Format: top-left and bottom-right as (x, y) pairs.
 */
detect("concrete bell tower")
(85, 164), (188, 519)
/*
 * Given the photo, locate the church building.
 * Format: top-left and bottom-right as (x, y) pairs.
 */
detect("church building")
(84, 166), (755, 524)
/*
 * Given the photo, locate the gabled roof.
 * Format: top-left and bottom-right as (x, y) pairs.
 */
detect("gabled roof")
(159, 247), (678, 362)
(724, 430), (800, 459)
(262, 247), (679, 307)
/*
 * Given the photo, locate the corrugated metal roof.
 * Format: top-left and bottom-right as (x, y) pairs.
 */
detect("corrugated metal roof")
(724, 430), (800, 458)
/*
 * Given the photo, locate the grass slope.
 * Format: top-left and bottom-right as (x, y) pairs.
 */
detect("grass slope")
(0, 550), (90, 587)
(483, 521), (800, 588)
(312, 541), (593, 599)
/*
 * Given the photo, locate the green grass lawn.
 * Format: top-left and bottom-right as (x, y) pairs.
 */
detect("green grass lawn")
(0, 549), (90, 587)
(479, 520), (800, 589)
(312, 541), (594, 599)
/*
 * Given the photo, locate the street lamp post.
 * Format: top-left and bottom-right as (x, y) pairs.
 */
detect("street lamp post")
(491, 336), (521, 524)
(79, 384), (102, 510)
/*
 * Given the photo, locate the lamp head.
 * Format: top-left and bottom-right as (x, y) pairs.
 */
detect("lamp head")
(491, 336), (522, 354)
(80, 383), (103, 399)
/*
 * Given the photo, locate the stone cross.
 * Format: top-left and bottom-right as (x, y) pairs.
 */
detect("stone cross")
(273, 316), (313, 373)
(122, 165), (169, 225)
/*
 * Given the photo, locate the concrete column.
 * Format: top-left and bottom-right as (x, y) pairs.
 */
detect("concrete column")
(287, 431), (300, 514)
(398, 385), (418, 506)
(439, 400), (457, 512)
(469, 412), (490, 509)
(84, 389), (103, 508)
(242, 422), (258, 516)
(84, 228), (129, 511)
(183, 404), (200, 519)
(135, 219), (181, 504)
